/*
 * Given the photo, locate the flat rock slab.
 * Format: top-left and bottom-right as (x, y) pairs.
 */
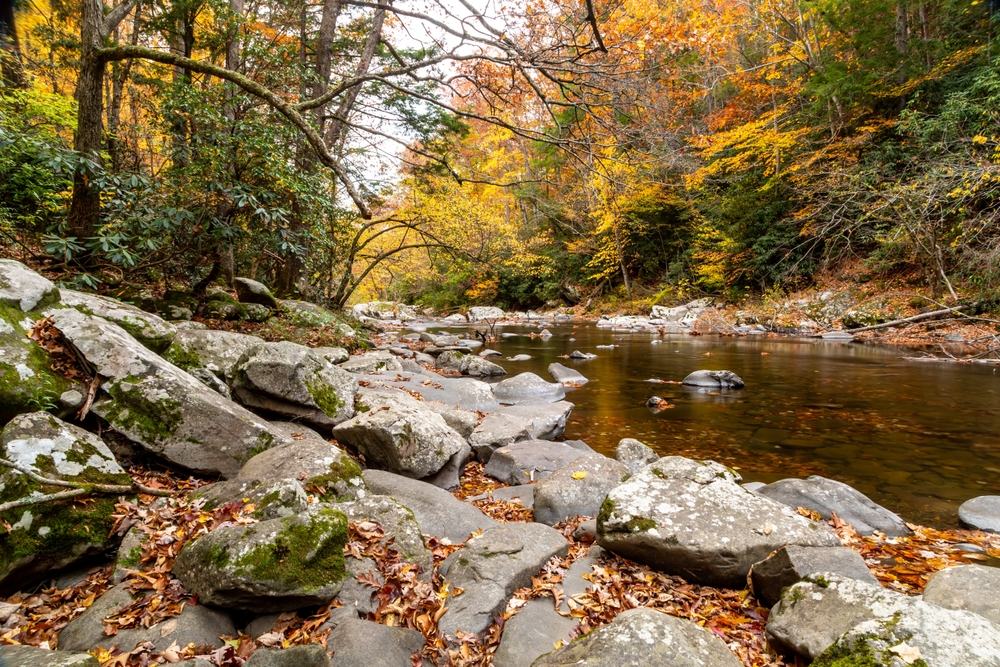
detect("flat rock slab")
(757, 475), (910, 536)
(468, 485), (536, 509)
(0, 645), (100, 667)
(532, 607), (743, 667)
(613, 438), (659, 475)
(484, 441), (587, 485)
(750, 545), (880, 606)
(922, 564), (1000, 625)
(498, 401), (573, 440)
(362, 470), (497, 542)
(597, 457), (840, 588)
(547, 363), (589, 386)
(326, 618), (425, 667)
(172, 505), (350, 611)
(958, 496), (1000, 532)
(358, 371), (500, 412)
(493, 373), (566, 405)
(533, 455), (630, 525)
(163, 329), (265, 382)
(469, 412), (532, 463)
(58, 582), (235, 653)
(237, 438), (365, 503)
(438, 522), (569, 637)
(60, 289), (175, 352)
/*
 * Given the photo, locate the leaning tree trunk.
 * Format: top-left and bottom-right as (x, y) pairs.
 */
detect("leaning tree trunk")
(0, 0), (27, 88)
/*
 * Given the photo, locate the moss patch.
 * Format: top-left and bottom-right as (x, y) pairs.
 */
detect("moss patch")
(306, 376), (344, 418)
(103, 380), (183, 444)
(624, 516), (658, 533)
(162, 343), (204, 370)
(306, 458), (364, 502)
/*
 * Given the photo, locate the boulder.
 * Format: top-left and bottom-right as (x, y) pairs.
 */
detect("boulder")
(461, 355), (507, 377)
(547, 363), (588, 386)
(533, 455), (629, 525)
(922, 564), (1000, 625)
(467, 306), (505, 321)
(280, 300), (338, 328)
(958, 496), (1000, 532)
(597, 457), (840, 588)
(493, 373), (566, 405)
(484, 441), (586, 486)
(532, 607), (743, 667)
(339, 351), (403, 374)
(507, 354), (531, 361)
(0, 645), (100, 667)
(172, 505), (350, 611)
(334, 495), (433, 572)
(469, 412), (532, 462)
(420, 441), (472, 490)
(568, 350), (596, 360)
(333, 391), (465, 478)
(231, 341), (358, 427)
(60, 290), (175, 352)
(750, 545), (880, 606)
(325, 618), (425, 667)
(438, 522), (568, 637)
(48, 309), (284, 477)
(498, 401), (573, 440)
(443, 313), (467, 323)
(244, 303), (272, 322)
(423, 403), (478, 438)
(757, 476), (910, 536)
(354, 371), (500, 412)
(434, 349), (466, 372)
(469, 484), (535, 509)
(163, 329), (265, 382)
(0, 412), (131, 591)
(234, 277), (279, 309)
(314, 346), (349, 365)
(480, 349), (501, 358)
(237, 437), (365, 503)
(245, 645), (330, 667)
(192, 478), (309, 521)
(58, 582), (235, 652)
(612, 438), (659, 475)
(0, 260), (58, 312)
(351, 301), (417, 322)
(361, 470), (497, 542)
(681, 370), (744, 389)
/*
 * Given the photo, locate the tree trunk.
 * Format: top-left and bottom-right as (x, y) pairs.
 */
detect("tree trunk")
(895, 2), (909, 86)
(107, 2), (141, 172)
(0, 0), (26, 88)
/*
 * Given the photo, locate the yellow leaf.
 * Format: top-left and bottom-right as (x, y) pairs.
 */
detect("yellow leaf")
(571, 471), (588, 480)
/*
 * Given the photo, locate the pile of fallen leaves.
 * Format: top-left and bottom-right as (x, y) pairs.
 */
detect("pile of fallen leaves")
(451, 463), (505, 501)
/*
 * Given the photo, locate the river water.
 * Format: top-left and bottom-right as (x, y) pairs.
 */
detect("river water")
(415, 321), (1000, 528)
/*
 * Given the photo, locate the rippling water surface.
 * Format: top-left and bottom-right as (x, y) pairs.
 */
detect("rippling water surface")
(413, 321), (1000, 527)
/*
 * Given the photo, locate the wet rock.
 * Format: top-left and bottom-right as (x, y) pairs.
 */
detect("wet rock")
(480, 349), (502, 358)
(314, 346), (349, 364)
(334, 390), (465, 478)
(192, 478), (309, 521)
(334, 495), (433, 572)
(233, 277), (279, 309)
(533, 455), (630, 525)
(612, 438), (658, 475)
(507, 354), (531, 361)
(0, 412), (131, 591)
(681, 369), (744, 389)
(60, 290), (175, 352)
(467, 306), (505, 321)
(237, 435), (365, 502)
(547, 363), (588, 386)
(420, 442), (472, 490)
(0, 645), (100, 667)
(750, 545), (879, 606)
(532, 607), (742, 667)
(172, 505), (350, 611)
(922, 564), (1000, 625)
(493, 373), (566, 405)
(484, 441), (586, 485)
(325, 618), (425, 667)
(49, 309), (283, 477)
(362, 470), (497, 542)
(469, 412), (532, 463)
(438, 522), (568, 637)
(758, 476), (910, 536)
(0, 259), (59, 312)
(59, 582), (235, 652)
(232, 341), (358, 428)
(244, 645), (330, 667)
(497, 401), (573, 441)
(958, 496), (1000, 532)
(568, 350), (596, 360)
(339, 351), (403, 374)
(597, 457), (840, 588)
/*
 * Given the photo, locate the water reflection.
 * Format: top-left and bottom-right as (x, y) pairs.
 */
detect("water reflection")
(415, 322), (1000, 528)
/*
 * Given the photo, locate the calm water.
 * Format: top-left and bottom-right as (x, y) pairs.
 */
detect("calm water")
(416, 322), (1000, 528)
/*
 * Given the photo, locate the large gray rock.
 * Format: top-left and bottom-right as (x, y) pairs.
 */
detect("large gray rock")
(237, 437), (365, 503)
(0, 645), (99, 667)
(48, 308), (284, 477)
(163, 329), (265, 382)
(533, 455), (629, 526)
(280, 300), (338, 328)
(333, 390), (465, 478)
(499, 401), (573, 440)
(532, 607), (743, 667)
(234, 277), (279, 309)
(750, 545), (880, 606)
(547, 363), (588, 386)
(435, 349), (466, 372)
(469, 412), (532, 463)
(60, 289), (176, 352)
(681, 369), (744, 389)
(420, 441), (472, 490)
(356, 371), (500, 412)
(922, 564), (1000, 625)
(245, 645), (330, 667)
(232, 341), (358, 428)
(0, 259), (59, 312)
(958, 496), (1000, 532)
(469, 484), (535, 509)
(362, 470), (497, 542)
(58, 582), (235, 652)
(613, 438), (659, 475)
(351, 301), (417, 321)
(192, 478), (309, 520)
(172, 505), (350, 611)
(597, 457), (840, 588)
(484, 441), (588, 485)
(423, 402), (478, 437)
(438, 522), (569, 637)
(461, 355), (507, 377)
(335, 495), (433, 572)
(339, 351), (403, 374)
(467, 306), (505, 321)
(758, 476), (910, 536)
(0, 412), (131, 591)
(494, 373), (566, 405)
(314, 346), (349, 365)
(325, 619), (424, 666)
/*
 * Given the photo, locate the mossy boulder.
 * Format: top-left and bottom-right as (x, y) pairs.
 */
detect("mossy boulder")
(59, 289), (176, 353)
(234, 277), (279, 309)
(205, 299), (247, 321)
(0, 412), (131, 592)
(171, 505), (350, 611)
(279, 300), (338, 328)
(0, 259), (59, 312)
(163, 329), (265, 382)
(192, 478), (309, 521)
(244, 303), (272, 322)
(231, 341), (359, 428)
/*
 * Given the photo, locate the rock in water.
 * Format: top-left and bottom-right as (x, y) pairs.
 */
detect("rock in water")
(0, 412), (132, 592)
(958, 496), (1000, 532)
(163, 329), (265, 382)
(234, 277), (279, 309)
(596, 457), (840, 588)
(437, 522), (568, 637)
(60, 289), (176, 352)
(532, 607), (743, 667)
(172, 505), (350, 611)
(681, 369), (744, 389)
(48, 308), (283, 478)
(497, 401), (573, 440)
(612, 438), (658, 474)
(493, 373), (566, 405)
(231, 341), (358, 428)
(757, 475), (910, 536)
(533, 455), (630, 525)
(467, 306), (505, 321)
(548, 362), (589, 385)
(750, 545), (880, 606)
(922, 564), (1000, 625)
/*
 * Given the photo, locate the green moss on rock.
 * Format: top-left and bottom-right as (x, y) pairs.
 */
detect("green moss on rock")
(306, 376), (344, 418)
(102, 380), (183, 444)
(306, 458), (364, 502)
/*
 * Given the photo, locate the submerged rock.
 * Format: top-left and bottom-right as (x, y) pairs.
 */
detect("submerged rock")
(681, 369), (744, 389)
(758, 476), (910, 536)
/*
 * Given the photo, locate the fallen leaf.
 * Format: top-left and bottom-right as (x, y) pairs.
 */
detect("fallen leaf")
(571, 471), (588, 480)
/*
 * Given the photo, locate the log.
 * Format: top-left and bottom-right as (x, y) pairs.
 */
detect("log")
(815, 305), (967, 336)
